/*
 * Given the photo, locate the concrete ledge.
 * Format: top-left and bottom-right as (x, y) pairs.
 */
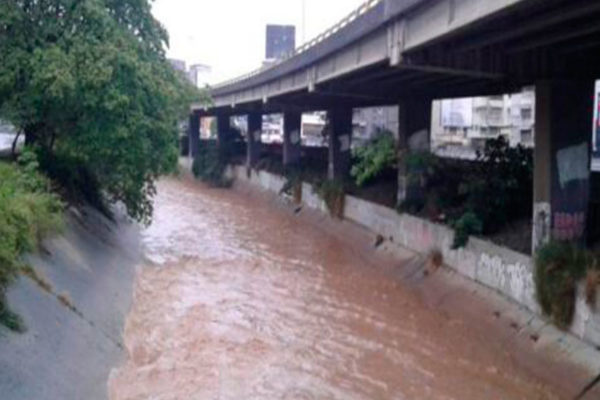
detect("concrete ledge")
(227, 164), (600, 350)
(345, 194), (539, 312)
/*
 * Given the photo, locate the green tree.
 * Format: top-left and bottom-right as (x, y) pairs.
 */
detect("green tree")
(0, 0), (209, 223)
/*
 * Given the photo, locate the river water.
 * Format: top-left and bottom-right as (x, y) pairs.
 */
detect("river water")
(108, 176), (571, 400)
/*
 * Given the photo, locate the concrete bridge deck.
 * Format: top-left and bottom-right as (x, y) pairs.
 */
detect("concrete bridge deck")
(197, 0), (600, 114)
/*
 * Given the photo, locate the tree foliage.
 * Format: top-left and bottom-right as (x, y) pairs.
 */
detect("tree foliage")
(0, 0), (209, 223)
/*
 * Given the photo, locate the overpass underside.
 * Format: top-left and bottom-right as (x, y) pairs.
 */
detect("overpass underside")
(191, 0), (600, 254)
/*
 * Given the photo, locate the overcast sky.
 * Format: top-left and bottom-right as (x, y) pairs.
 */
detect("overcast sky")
(152, 0), (365, 84)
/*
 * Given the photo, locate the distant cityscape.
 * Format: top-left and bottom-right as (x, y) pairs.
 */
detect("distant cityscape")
(168, 59), (212, 88)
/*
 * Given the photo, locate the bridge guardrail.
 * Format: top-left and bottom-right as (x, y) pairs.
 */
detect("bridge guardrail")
(211, 0), (382, 91)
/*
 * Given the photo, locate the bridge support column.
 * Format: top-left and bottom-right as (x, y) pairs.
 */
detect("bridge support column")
(397, 97), (432, 205)
(283, 110), (302, 167)
(216, 113), (234, 162)
(327, 107), (353, 180)
(189, 111), (200, 159)
(247, 112), (262, 168)
(532, 80), (593, 253)
(216, 113), (231, 145)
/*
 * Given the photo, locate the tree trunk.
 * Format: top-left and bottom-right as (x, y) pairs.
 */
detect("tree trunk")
(24, 126), (37, 147)
(11, 129), (22, 160)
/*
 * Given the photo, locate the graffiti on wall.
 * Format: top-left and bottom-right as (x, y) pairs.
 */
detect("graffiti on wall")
(553, 212), (586, 241)
(478, 252), (535, 308)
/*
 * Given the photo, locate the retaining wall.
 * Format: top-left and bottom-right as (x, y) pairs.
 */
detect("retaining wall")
(0, 208), (140, 400)
(227, 164), (600, 348)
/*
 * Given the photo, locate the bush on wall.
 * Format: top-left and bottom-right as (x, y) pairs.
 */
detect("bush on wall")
(351, 131), (397, 187)
(192, 140), (232, 188)
(534, 241), (598, 329)
(315, 179), (346, 219)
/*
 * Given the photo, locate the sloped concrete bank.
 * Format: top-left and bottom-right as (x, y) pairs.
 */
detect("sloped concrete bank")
(224, 164), (600, 373)
(0, 207), (140, 400)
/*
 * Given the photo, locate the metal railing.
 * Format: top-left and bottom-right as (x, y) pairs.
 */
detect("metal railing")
(212, 0), (383, 91)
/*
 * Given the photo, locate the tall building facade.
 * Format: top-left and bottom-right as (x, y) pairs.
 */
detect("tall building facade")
(431, 88), (535, 158)
(188, 64), (212, 88)
(353, 107), (399, 147)
(168, 59), (212, 88)
(168, 59), (187, 74)
(265, 25), (296, 61)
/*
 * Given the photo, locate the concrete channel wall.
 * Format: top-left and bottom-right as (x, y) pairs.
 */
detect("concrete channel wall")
(226, 165), (600, 349)
(0, 208), (140, 400)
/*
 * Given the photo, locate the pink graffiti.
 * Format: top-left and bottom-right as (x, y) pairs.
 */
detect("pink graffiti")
(552, 212), (585, 241)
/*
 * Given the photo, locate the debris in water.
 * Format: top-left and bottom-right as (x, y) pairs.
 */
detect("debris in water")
(374, 234), (384, 248)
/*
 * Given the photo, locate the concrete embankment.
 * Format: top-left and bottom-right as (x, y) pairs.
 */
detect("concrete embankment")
(0, 207), (140, 400)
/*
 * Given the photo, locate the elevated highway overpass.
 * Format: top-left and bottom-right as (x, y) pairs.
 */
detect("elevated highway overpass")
(195, 0), (600, 113)
(189, 0), (600, 252)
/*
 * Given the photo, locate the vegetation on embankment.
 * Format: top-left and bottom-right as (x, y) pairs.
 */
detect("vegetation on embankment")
(314, 179), (346, 218)
(0, 0), (209, 225)
(347, 132), (532, 251)
(0, 151), (63, 332)
(535, 241), (600, 330)
(192, 140), (233, 188)
(400, 137), (533, 250)
(351, 131), (397, 187)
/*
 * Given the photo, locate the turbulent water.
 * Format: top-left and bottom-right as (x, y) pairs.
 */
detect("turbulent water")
(108, 176), (564, 400)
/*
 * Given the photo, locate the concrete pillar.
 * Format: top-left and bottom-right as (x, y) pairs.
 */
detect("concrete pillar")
(216, 113), (230, 146)
(189, 112), (200, 158)
(283, 110), (302, 166)
(397, 97), (432, 204)
(327, 107), (353, 180)
(532, 80), (593, 252)
(247, 112), (262, 168)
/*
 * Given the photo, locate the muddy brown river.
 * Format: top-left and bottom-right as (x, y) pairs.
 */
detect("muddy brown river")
(108, 176), (584, 400)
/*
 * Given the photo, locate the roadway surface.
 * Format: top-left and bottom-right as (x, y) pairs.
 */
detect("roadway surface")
(108, 175), (598, 400)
